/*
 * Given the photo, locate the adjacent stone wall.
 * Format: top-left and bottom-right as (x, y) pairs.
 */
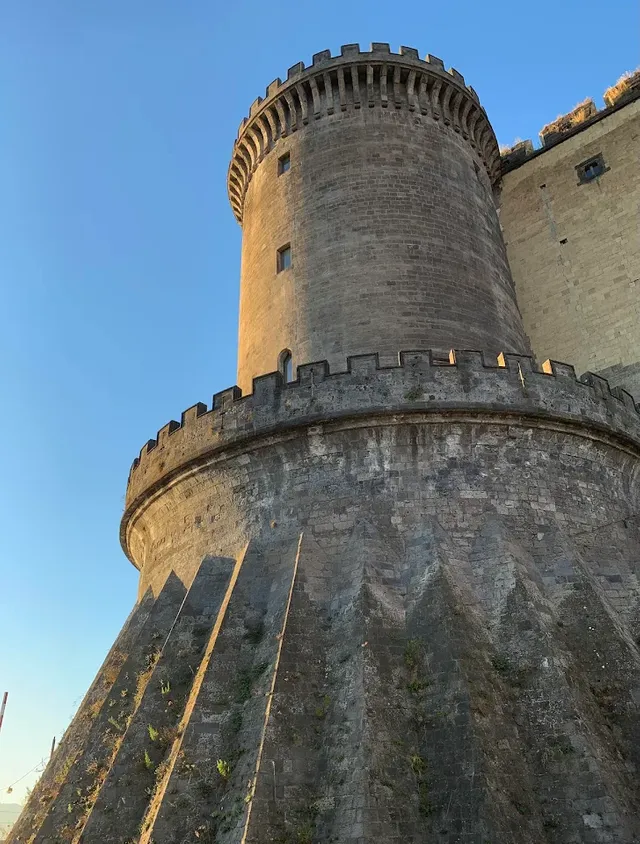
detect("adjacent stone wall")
(598, 361), (640, 402)
(499, 97), (640, 400)
(232, 45), (530, 392)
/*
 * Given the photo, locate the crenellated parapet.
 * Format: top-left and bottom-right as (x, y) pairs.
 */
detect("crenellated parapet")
(122, 349), (640, 560)
(604, 68), (640, 108)
(539, 98), (598, 147)
(227, 43), (500, 223)
(500, 70), (640, 169)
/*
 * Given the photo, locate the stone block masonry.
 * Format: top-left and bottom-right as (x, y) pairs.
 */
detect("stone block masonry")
(500, 95), (640, 401)
(110, 349), (640, 841)
(232, 44), (529, 393)
(124, 348), (640, 551)
(11, 390), (640, 840)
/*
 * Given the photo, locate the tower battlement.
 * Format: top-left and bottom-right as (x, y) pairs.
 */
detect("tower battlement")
(122, 348), (640, 561)
(228, 43), (500, 223)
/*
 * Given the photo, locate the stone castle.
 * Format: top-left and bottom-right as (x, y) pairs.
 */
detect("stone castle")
(9, 44), (640, 844)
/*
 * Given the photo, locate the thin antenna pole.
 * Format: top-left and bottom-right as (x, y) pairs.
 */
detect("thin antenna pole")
(0, 692), (7, 737)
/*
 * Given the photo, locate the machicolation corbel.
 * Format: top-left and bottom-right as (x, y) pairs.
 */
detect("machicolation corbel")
(228, 46), (501, 223)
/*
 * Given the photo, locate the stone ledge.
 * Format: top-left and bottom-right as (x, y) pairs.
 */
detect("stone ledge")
(123, 349), (640, 514)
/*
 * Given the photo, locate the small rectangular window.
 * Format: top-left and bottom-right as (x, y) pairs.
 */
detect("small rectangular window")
(277, 244), (291, 273)
(576, 153), (608, 184)
(278, 152), (291, 175)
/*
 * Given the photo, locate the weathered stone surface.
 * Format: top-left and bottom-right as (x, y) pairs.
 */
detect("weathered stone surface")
(500, 96), (640, 402)
(232, 48), (528, 393)
(29, 575), (187, 844)
(78, 557), (235, 844)
(123, 351), (640, 529)
(7, 592), (155, 844)
(13, 484), (640, 842)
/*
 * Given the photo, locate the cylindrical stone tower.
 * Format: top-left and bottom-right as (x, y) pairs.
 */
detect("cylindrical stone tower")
(10, 44), (640, 844)
(230, 44), (530, 392)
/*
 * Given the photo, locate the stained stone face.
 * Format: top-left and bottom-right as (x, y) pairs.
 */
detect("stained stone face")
(12, 370), (640, 842)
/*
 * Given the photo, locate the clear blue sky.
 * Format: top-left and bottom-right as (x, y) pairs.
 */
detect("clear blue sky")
(0, 0), (637, 803)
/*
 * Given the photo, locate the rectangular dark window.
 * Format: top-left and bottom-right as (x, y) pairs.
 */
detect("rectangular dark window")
(279, 350), (294, 382)
(278, 152), (291, 175)
(576, 153), (608, 184)
(277, 244), (291, 272)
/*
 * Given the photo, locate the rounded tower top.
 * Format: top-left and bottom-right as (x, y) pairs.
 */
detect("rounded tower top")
(228, 43), (501, 223)
(229, 43), (530, 393)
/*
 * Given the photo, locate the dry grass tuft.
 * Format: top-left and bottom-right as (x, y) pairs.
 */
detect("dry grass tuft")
(499, 136), (523, 154)
(54, 754), (77, 785)
(499, 137), (533, 157)
(87, 699), (103, 720)
(604, 68), (640, 107)
(157, 725), (179, 751)
(540, 98), (597, 138)
(134, 661), (157, 708)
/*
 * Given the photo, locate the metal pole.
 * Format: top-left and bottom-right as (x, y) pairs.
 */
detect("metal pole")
(0, 692), (7, 737)
(50, 737), (56, 759)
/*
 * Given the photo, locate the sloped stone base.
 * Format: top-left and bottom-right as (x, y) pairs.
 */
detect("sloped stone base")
(10, 511), (640, 844)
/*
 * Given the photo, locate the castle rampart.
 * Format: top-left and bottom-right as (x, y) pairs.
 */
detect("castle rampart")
(113, 340), (640, 842)
(122, 348), (640, 596)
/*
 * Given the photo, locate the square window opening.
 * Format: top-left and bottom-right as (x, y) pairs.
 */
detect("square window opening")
(277, 244), (291, 273)
(584, 160), (603, 179)
(278, 152), (291, 175)
(576, 153), (608, 184)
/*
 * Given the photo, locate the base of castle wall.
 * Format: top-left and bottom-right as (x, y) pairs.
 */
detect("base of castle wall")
(12, 410), (640, 844)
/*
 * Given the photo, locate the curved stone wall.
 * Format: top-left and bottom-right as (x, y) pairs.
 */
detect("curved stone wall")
(123, 350), (640, 524)
(127, 410), (640, 597)
(117, 375), (640, 844)
(230, 45), (530, 391)
(122, 350), (640, 596)
(228, 44), (501, 221)
(21, 453), (640, 842)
